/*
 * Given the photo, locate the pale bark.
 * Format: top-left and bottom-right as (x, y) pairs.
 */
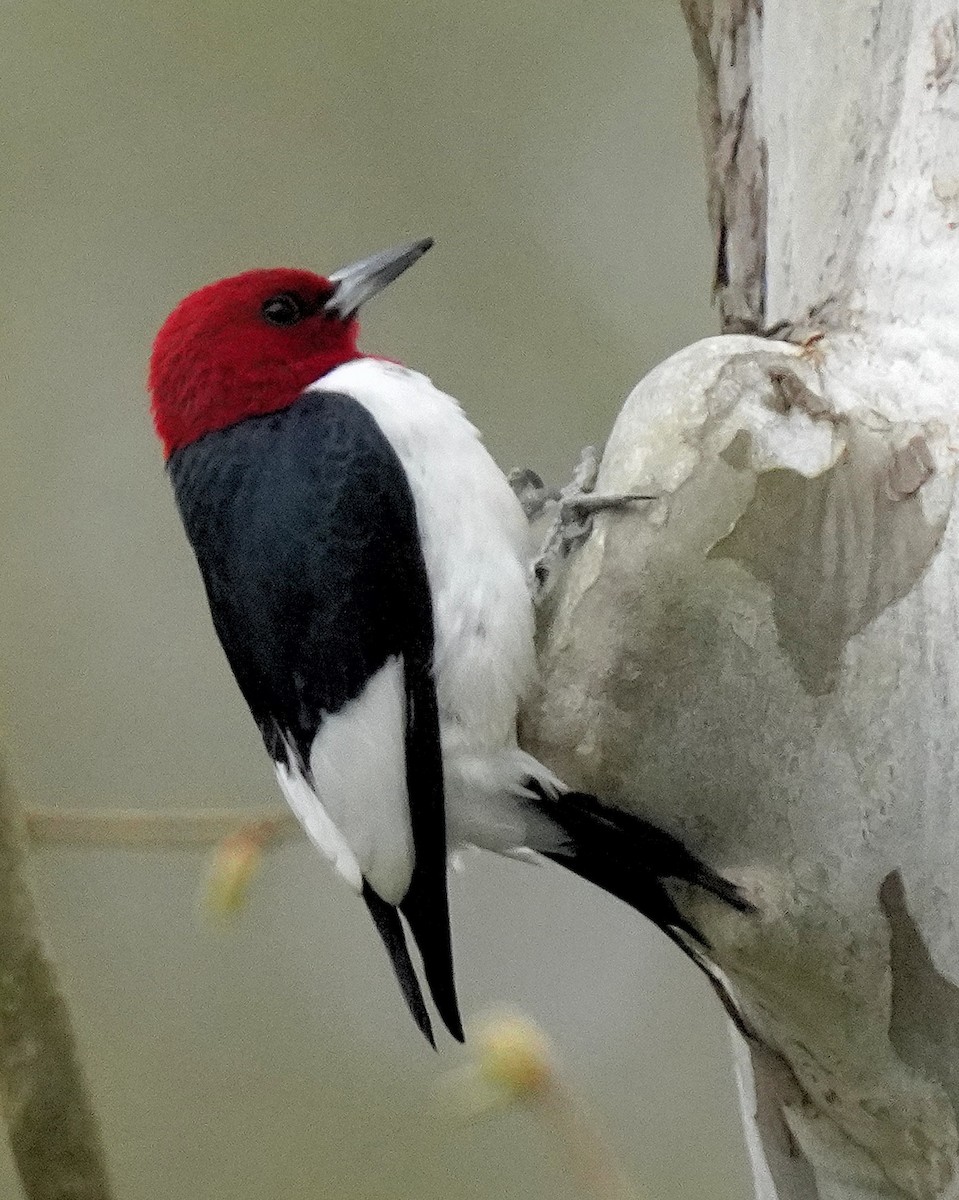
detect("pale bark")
(522, 3), (959, 1198)
(0, 766), (114, 1200)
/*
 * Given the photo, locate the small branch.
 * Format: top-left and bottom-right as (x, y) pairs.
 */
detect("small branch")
(451, 1011), (640, 1200)
(25, 807), (298, 849)
(0, 767), (115, 1200)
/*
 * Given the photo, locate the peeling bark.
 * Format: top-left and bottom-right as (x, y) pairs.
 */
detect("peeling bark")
(882, 872), (959, 1120)
(711, 416), (948, 695)
(680, 0), (767, 330)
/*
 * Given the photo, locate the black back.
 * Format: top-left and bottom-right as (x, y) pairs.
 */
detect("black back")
(169, 392), (429, 767)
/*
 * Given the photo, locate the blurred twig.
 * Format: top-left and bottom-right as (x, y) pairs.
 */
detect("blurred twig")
(203, 821), (280, 916)
(25, 807), (297, 848)
(450, 1011), (641, 1200)
(0, 766), (115, 1199)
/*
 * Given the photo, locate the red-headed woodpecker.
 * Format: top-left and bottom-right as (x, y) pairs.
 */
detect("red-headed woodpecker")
(149, 240), (749, 1046)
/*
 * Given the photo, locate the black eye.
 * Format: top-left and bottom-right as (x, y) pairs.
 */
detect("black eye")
(261, 292), (306, 326)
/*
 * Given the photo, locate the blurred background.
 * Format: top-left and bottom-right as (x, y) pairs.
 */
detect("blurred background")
(0, 0), (749, 1196)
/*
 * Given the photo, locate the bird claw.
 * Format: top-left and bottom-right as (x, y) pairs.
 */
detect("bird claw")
(507, 467), (556, 520)
(560, 491), (658, 519)
(515, 446), (658, 601)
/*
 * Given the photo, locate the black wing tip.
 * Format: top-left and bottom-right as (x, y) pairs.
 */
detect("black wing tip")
(363, 880), (465, 1047)
(423, 1000), (462, 1046)
(422, 947), (464, 1043)
(413, 970), (463, 1045)
(362, 882), (438, 1047)
(420, 1016), (438, 1050)
(441, 1003), (465, 1044)
(400, 891), (464, 1045)
(405, 988), (437, 1049)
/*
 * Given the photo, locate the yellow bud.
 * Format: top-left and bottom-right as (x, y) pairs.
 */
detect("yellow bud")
(204, 825), (268, 916)
(473, 1011), (555, 1101)
(446, 1011), (640, 1200)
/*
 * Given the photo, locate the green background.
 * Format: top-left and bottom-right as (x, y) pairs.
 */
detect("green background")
(1, 1), (749, 1196)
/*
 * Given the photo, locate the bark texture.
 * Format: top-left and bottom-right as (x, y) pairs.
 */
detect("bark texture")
(522, 3), (959, 1198)
(0, 766), (114, 1200)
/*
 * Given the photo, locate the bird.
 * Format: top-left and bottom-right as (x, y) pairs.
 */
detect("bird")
(149, 238), (750, 1046)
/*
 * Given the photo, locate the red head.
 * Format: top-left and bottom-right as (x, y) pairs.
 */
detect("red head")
(149, 239), (432, 457)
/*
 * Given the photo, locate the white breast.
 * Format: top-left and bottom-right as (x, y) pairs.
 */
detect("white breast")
(312, 358), (536, 757)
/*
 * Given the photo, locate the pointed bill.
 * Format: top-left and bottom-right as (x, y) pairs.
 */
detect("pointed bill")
(324, 238), (434, 319)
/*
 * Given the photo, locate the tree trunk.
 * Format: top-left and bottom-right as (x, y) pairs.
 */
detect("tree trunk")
(522, 3), (959, 1197)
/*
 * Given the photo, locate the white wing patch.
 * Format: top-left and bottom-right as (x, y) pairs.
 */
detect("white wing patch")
(275, 759), (363, 892)
(275, 656), (414, 905)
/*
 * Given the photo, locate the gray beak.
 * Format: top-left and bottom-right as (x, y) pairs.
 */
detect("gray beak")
(323, 238), (434, 319)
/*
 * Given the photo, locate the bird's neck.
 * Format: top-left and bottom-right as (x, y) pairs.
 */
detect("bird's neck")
(155, 347), (366, 457)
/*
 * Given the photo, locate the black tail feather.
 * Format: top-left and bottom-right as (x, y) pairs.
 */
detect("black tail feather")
(362, 882), (436, 1048)
(526, 787), (754, 952)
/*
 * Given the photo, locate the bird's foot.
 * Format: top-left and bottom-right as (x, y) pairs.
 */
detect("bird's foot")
(507, 467), (556, 520)
(521, 446), (658, 599)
